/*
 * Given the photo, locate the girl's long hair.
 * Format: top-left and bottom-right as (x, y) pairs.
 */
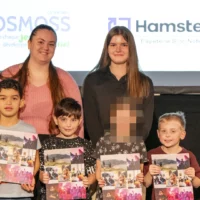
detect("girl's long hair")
(93, 26), (150, 97)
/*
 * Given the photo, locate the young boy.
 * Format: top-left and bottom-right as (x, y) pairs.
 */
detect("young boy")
(144, 111), (200, 199)
(95, 97), (148, 200)
(39, 97), (96, 200)
(0, 78), (41, 200)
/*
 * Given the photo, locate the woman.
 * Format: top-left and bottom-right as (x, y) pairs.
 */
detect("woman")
(1, 24), (83, 138)
(83, 26), (154, 146)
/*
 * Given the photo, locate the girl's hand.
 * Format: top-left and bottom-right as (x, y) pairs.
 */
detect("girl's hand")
(98, 178), (105, 188)
(83, 176), (90, 188)
(136, 172), (144, 183)
(39, 171), (50, 184)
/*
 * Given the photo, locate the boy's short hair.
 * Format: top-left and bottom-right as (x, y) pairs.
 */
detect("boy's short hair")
(0, 78), (23, 98)
(158, 111), (186, 129)
(54, 98), (81, 119)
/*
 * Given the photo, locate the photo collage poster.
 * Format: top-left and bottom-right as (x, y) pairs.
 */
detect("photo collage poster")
(100, 153), (142, 200)
(44, 147), (86, 200)
(152, 153), (194, 200)
(0, 129), (38, 184)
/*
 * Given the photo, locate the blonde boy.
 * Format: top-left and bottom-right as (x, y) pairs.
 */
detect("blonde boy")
(144, 111), (200, 199)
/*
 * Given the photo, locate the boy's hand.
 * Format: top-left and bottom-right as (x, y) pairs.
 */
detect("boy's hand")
(21, 177), (35, 192)
(98, 178), (105, 188)
(136, 172), (144, 183)
(149, 164), (161, 176)
(83, 176), (89, 188)
(39, 171), (50, 184)
(185, 167), (195, 179)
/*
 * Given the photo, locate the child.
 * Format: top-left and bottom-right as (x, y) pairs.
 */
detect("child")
(94, 97), (148, 200)
(0, 78), (41, 199)
(144, 111), (200, 199)
(39, 97), (96, 200)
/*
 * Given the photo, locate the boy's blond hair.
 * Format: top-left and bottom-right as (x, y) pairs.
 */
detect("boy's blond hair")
(158, 111), (186, 129)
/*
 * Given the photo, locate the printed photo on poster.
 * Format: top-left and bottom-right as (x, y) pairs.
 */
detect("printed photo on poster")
(152, 154), (177, 171)
(126, 154), (140, 170)
(44, 166), (59, 184)
(21, 148), (36, 167)
(55, 177), (86, 200)
(71, 163), (85, 182)
(0, 129), (38, 184)
(101, 171), (117, 187)
(103, 189), (115, 200)
(101, 154), (127, 172)
(18, 166), (33, 184)
(155, 188), (167, 200)
(70, 147), (84, 164)
(58, 182), (71, 200)
(178, 170), (192, 187)
(44, 147), (86, 200)
(152, 153), (194, 200)
(0, 130), (24, 148)
(101, 153), (142, 200)
(127, 170), (141, 189)
(115, 188), (127, 200)
(23, 134), (37, 149)
(167, 170), (178, 187)
(176, 153), (190, 169)
(178, 186), (194, 199)
(0, 146), (8, 163)
(44, 149), (71, 167)
(7, 147), (22, 165)
(126, 188), (142, 200)
(153, 170), (168, 188)
(46, 184), (59, 200)
(58, 165), (71, 182)
(0, 164), (6, 180)
(5, 164), (33, 184)
(166, 187), (179, 199)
